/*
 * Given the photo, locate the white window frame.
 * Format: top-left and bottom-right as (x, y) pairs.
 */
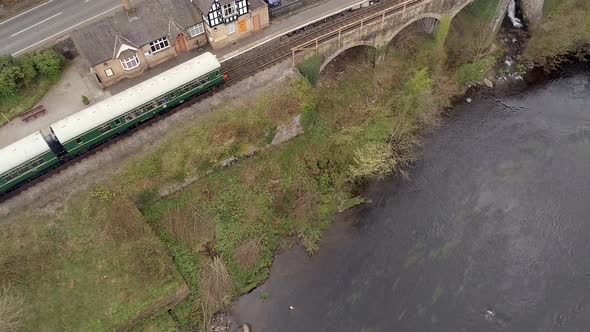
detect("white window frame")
(120, 53), (140, 71)
(149, 36), (170, 53)
(222, 2), (235, 18)
(105, 68), (114, 77)
(187, 23), (205, 37)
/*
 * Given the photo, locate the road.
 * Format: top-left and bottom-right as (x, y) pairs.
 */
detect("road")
(0, 0), (122, 56)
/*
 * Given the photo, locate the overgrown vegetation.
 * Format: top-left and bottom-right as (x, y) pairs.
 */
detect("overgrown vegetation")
(123, 16), (476, 329)
(444, 0), (499, 86)
(0, 49), (65, 125)
(0, 195), (183, 331)
(297, 55), (323, 85)
(525, 0), (590, 69)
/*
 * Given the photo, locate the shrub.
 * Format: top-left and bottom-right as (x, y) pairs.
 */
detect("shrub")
(0, 55), (17, 71)
(32, 49), (65, 79)
(0, 56), (23, 96)
(0, 67), (22, 96)
(17, 55), (37, 87)
(297, 55), (323, 85)
(456, 56), (496, 86)
(81, 95), (89, 105)
(348, 142), (396, 182)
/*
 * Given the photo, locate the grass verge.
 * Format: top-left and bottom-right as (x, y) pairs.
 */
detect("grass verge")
(0, 193), (184, 331)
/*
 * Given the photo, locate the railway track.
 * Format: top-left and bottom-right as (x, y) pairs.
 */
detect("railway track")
(223, 0), (410, 81)
(1, 0), (424, 204)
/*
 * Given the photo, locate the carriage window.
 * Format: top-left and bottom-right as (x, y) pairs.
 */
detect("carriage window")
(114, 119), (121, 125)
(98, 123), (111, 134)
(76, 138), (83, 144)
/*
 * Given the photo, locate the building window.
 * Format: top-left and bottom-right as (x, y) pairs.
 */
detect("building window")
(105, 68), (114, 77)
(222, 3), (235, 17)
(120, 53), (140, 70)
(236, 0), (248, 15)
(187, 23), (205, 37)
(227, 21), (236, 34)
(150, 36), (170, 53)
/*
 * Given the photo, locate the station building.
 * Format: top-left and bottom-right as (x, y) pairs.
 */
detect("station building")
(191, 0), (270, 49)
(72, 0), (208, 88)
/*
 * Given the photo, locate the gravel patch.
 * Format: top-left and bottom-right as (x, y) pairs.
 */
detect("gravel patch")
(0, 60), (298, 219)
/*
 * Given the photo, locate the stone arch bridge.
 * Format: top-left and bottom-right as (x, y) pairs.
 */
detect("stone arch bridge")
(291, 0), (479, 73)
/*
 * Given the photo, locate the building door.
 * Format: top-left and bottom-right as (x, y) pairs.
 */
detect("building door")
(175, 33), (187, 53)
(253, 15), (261, 32)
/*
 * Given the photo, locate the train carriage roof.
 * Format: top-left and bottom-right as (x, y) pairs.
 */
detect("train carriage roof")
(50, 52), (221, 144)
(0, 131), (52, 175)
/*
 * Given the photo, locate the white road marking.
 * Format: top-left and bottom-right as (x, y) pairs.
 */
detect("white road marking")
(11, 12), (63, 37)
(0, 0), (54, 25)
(12, 5), (122, 55)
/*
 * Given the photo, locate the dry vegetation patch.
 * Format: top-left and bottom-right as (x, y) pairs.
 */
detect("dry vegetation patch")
(161, 203), (214, 252)
(199, 256), (233, 328)
(234, 238), (262, 270)
(0, 285), (24, 332)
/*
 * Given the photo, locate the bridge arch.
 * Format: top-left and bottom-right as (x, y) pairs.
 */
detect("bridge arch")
(319, 42), (378, 74)
(382, 13), (443, 47)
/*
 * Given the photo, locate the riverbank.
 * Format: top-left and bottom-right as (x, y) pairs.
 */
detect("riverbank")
(228, 0), (590, 329)
(229, 62), (590, 331)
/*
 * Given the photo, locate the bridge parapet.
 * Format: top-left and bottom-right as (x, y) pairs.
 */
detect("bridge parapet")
(291, 0), (474, 73)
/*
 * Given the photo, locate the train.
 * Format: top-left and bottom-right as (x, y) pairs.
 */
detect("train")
(0, 52), (226, 195)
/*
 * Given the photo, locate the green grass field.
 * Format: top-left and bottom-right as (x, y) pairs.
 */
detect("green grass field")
(0, 194), (184, 331)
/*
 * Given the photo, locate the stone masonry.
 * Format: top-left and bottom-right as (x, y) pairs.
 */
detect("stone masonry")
(291, 0), (475, 72)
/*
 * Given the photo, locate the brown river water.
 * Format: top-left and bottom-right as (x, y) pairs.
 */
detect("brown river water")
(229, 64), (590, 332)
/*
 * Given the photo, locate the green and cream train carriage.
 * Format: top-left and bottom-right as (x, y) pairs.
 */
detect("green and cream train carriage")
(0, 132), (59, 194)
(1, 52), (225, 195)
(51, 52), (225, 155)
